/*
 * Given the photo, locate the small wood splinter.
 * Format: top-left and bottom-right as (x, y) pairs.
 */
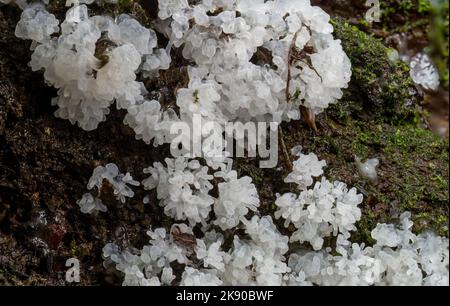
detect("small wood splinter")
(171, 225), (197, 250)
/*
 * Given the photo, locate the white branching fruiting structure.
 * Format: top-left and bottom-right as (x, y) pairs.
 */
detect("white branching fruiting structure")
(275, 176), (363, 250)
(15, 2), (171, 131)
(88, 163), (140, 203)
(276, 148), (362, 250)
(284, 146), (327, 189)
(408, 52), (440, 91)
(77, 163), (140, 214)
(355, 156), (379, 183)
(288, 212), (449, 286)
(5, 0), (448, 286)
(213, 170), (260, 230)
(14, 3), (59, 43)
(95, 153), (447, 286)
(142, 158), (216, 226)
(13, 0), (351, 156)
(77, 193), (107, 214)
(156, 0), (352, 125)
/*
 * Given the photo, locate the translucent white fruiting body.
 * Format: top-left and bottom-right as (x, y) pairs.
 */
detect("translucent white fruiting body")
(87, 163), (140, 203)
(124, 100), (180, 146)
(284, 146), (326, 189)
(77, 193), (107, 214)
(18, 4), (171, 131)
(409, 52), (440, 91)
(213, 171), (260, 230)
(142, 157), (215, 226)
(14, 3), (59, 44)
(355, 156), (379, 183)
(275, 177), (363, 250)
(98, 158), (447, 286)
(13, 0), (352, 158)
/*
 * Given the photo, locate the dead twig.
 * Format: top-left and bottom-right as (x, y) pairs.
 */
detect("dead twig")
(171, 225), (197, 251)
(285, 29), (301, 103)
(300, 106), (318, 132)
(286, 26), (321, 132)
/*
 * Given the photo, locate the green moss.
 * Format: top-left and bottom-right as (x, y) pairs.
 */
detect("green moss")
(350, 121), (448, 238)
(117, 0), (133, 10)
(331, 18), (420, 123)
(415, 212), (449, 236)
(380, 0), (431, 24)
(283, 112), (448, 243)
(418, 0), (432, 13)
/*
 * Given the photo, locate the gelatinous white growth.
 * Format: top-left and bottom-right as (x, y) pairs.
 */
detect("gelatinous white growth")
(159, 0), (351, 124)
(124, 100), (180, 146)
(142, 157), (215, 226)
(409, 52), (440, 91)
(195, 239), (227, 271)
(355, 156), (379, 183)
(180, 267), (223, 286)
(213, 171), (260, 230)
(18, 4), (171, 131)
(284, 146), (326, 189)
(275, 177), (363, 250)
(88, 163), (140, 203)
(89, 156), (447, 286)
(14, 3), (59, 44)
(77, 192), (107, 214)
(13, 0), (352, 154)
